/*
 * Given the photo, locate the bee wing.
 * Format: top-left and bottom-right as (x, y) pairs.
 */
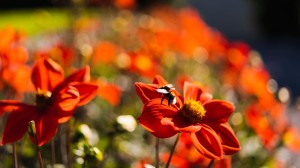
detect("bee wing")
(165, 84), (175, 89)
(157, 89), (169, 94)
(171, 97), (176, 105)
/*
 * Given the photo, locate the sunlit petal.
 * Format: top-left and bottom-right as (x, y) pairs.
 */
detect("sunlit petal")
(152, 74), (168, 85)
(208, 122), (240, 155)
(71, 83), (98, 106)
(31, 58), (64, 91)
(55, 86), (80, 123)
(183, 82), (203, 101)
(135, 82), (161, 104)
(202, 100), (235, 123)
(191, 124), (222, 159)
(64, 66), (90, 83)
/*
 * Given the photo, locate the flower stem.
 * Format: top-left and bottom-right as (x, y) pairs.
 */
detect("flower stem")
(36, 146), (44, 168)
(28, 121), (44, 168)
(208, 159), (214, 168)
(155, 137), (160, 168)
(13, 143), (18, 168)
(165, 133), (180, 168)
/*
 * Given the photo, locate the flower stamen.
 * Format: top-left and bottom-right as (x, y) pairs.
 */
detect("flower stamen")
(36, 88), (52, 110)
(179, 99), (206, 123)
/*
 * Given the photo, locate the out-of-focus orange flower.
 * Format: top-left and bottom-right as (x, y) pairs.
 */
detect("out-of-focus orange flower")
(239, 66), (276, 109)
(161, 133), (210, 167)
(0, 58), (98, 146)
(114, 0), (136, 9)
(1, 44), (28, 65)
(138, 28), (179, 57)
(178, 8), (227, 60)
(0, 27), (25, 53)
(283, 126), (300, 152)
(0, 28), (34, 96)
(126, 51), (159, 78)
(222, 42), (250, 87)
(226, 42), (250, 69)
(92, 79), (122, 106)
(2, 64), (33, 94)
(93, 41), (119, 64)
(245, 103), (287, 150)
(135, 76), (240, 159)
(34, 43), (74, 67)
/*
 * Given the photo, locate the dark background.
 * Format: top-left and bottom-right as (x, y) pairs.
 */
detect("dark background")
(1, 0), (300, 101)
(187, 0), (300, 102)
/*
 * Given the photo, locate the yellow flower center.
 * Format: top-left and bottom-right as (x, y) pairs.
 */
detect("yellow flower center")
(179, 99), (206, 123)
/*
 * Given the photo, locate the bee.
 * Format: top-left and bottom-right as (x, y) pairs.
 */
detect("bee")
(157, 84), (176, 106)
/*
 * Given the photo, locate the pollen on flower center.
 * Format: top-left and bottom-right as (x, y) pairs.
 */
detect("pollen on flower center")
(36, 88), (52, 110)
(179, 99), (206, 123)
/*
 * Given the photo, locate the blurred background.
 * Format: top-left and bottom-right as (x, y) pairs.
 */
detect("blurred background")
(1, 0), (300, 167)
(2, 0), (299, 101)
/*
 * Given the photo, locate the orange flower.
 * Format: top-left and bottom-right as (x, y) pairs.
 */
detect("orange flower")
(245, 102), (287, 150)
(114, 0), (136, 9)
(34, 43), (75, 67)
(93, 79), (122, 106)
(0, 27), (34, 96)
(222, 42), (250, 87)
(0, 58), (98, 146)
(283, 126), (300, 152)
(0, 27), (24, 53)
(135, 76), (240, 159)
(127, 51), (159, 78)
(93, 41), (119, 65)
(239, 66), (275, 108)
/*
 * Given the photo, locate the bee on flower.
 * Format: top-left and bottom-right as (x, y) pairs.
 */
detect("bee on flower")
(157, 84), (177, 106)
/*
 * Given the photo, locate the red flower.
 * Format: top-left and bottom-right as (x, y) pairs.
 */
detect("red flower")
(135, 76), (240, 159)
(0, 58), (98, 146)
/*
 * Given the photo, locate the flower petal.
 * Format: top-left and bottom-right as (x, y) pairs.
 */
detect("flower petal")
(135, 82), (161, 104)
(64, 66), (90, 83)
(0, 100), (29, 116)
(55, 86), (80, 123)
(190, 124), (223, 159)
(183, 82), (212, 103)
(95, 80), (121, 106)
(183, 82), (203, 101)
(31, 58), (64, 91)
(152, 74), (168, 85)
(208, 123), (240, 155)
(138, 99), (178, 138)
(71, 83), (98, 106)
(1, 104), (37, 145)
(202, 100), (235, 123)
(35, 106), (59, 146)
